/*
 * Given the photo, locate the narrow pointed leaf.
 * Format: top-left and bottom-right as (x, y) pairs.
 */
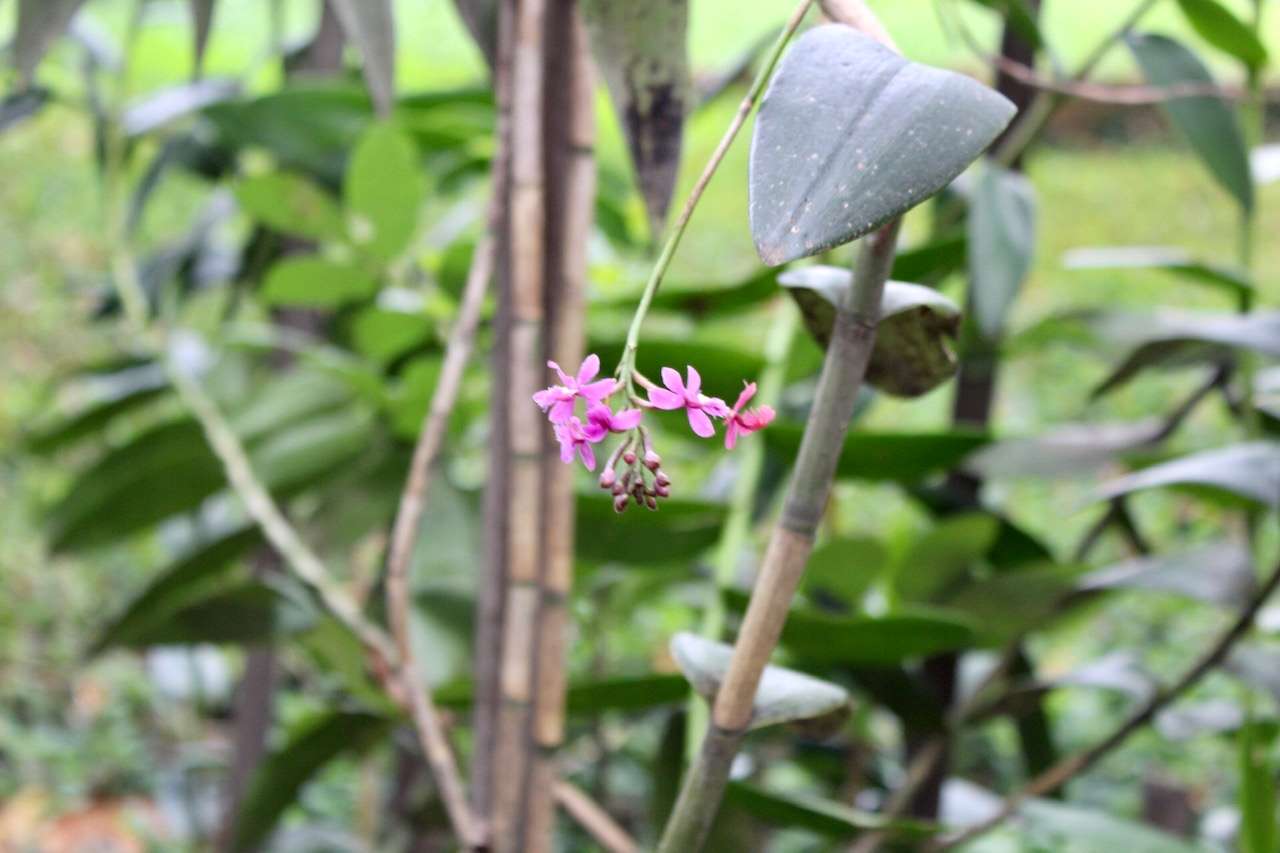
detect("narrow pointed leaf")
(964, 419), (1165, 479)
(1175, 0), (1268, 70)
(779, 266), (961, 397)
(113, 582), (279, 648)
(671, 633), (849, 729)
(725, 782), (933, 838)
(576, 497), (726, 564)
(1080, 541), (1256, 607)
(1064, 245), (1253, 300)
(328, 0), (397, 116)
(451, 0), (499, 70)
(749, 25), (1015, 265)
(581, 0), (689, 234)
(189, 0), (217, 77)
(893, 513), (1000, 603)
(1128, 33), (1253, 214)
(1239, 720), (1278, 853)
(1099, 442), (1280, 508)
(766, 424), (989, 483)
(1, 88), (52, 134)
(14, 0), (90, 83)
(968, 163), (1036, 339)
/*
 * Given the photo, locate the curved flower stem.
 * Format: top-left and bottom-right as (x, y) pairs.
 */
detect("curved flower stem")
(930, 546), (1280, 851)
(615, 0), (816, 388)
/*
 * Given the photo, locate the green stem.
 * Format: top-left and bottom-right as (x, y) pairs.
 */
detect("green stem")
(685, 300), (799, 762)
(616, 0), (815, 383)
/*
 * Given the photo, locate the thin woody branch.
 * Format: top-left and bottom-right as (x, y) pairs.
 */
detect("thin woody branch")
(553, 780), (638, 853)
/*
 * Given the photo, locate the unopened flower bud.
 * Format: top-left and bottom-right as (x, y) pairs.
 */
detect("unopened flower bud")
(598, 468), (616, 489)
(611, 480), (625, 496)
(646, 495), (658, 510)
(655, 484), (670, 498)
(644, 450), (661, 471)
(633, 490), (645, 506)
(655, 471), (671, 488)
(623, 450), (637, 466)
(613, 494), (630, 513)
(621, 470), (633, 491)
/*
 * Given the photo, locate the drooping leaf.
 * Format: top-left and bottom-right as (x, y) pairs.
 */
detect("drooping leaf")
(749, 25), (1015, 265)
(349, 307), (431, 365)
(1239, 720), (1279, 853)
(260, 257), (378, 308)
(25, 380), (170, 455)
(893, 513), (1000, 603)
(566, 674), (689, 714)
(344, 123), (425, 262)
(890, 233), (967, 285)
(968, 162), (1036, 339)
(14, 0), (90, 84)
(1, 88), (52, 134)
(671, 633), (849, 729)
(1175, 0), (1268, 70)
(766, 424), (989, 483)
(944, 564), (1082, 643)
(1128, 33), (1253, 214)
(232, 711), (392, 852)
(581, 0), (689, 235)
(328, 0), (397, 116)
(110, 582), (279, 648)
(600, 267), (779, 318)
(576, 497), (726, 565)
(724, 782), (933, 839)
(123, 79), (240, 137)
(234, 173), (346, 243)
(778, 267), (961, 397)
(451, 0), (499, 70)
(92, 527), (262, 654)
(963, 419), (1165, 480)
(189, 0), (216, 78)
(249, 408), (373, 493)
(802, 536), (887, 606)
(1079, 541), (1256, 608)
(1099, 441), (1280, 508)
(1063, 245), (1252, 301)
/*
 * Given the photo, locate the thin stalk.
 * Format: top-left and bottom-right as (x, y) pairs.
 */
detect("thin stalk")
(616, 0), (815, 385)
(553, 780), (639, 853)
(685, 300), (798, 761)
(658, 219), (902, 853)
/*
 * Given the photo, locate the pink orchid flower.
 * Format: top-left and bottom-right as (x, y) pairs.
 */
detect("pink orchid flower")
(533, 354), (617, 424)
(554, 416), (605, 470)
(723, 382), (776, 449)
(647, 365), (730, 438)
(588, 402), (643, 435)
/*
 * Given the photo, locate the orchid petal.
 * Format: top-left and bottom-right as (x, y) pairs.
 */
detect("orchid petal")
(576, 353), (600, 384)
(724, 421), (740, 450)
(583, 419), (608, 443)
(579, 378), (618, 403)
(660, 366), (685, 395)
(578, 442), (596, 470)
(549, 398), (576, 424)
(647, 388), (684, 410)
(548, 360), (572, 387)
(684, 365), (702, 398)
(700, 396), (730, 418)
(610, 408), (643, 431)
(687, 407), (715, 438)
(733, 382), (757, 412)
(532, 388), (559, 411)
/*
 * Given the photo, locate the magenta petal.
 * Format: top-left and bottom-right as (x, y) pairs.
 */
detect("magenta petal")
(684, 365), (702, 397)
(578, 442), (596, 470)
(724, 421), (739, 450)
(733, 382), (757, 412)
(548, 360), (572, 386)
(576, 353), (600, 384)
(700, 396), (730, 418)
(610, 408), (642, 430)
(687, 407), (715, 438)
(647, 388), (684, 410)
(579, 378), (618, 403)
(583, 420), (608, 442)
(532, 388), (558, 411)
(660, 366), (684, 395)
(549, 398), (575, 423)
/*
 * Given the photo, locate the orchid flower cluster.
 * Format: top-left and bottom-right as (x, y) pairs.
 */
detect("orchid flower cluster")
(533, 354), (775, 512)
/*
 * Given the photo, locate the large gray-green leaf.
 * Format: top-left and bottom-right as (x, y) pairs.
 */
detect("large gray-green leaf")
(1079, 541), (1256, 607)
(968, 162), (1036, 339)
(766, 424), (990, 483)
(1063, 245), (1252, 301)
(724, 782), (932, 839)
(963, 419), (1164, 480)
(581, 0), (688, 235)
(670, 633), (849, 730)
(749, 25), (1015, 265)
(1098, 441), (1280, 508)
(778, 266), (960, 397)
(14, 0), (90, 84)
(1128, 33), (1253, 215)
(329, 0), (397, 116)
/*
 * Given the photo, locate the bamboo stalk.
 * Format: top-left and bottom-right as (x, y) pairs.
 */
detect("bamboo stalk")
(657, 219), (902, 853)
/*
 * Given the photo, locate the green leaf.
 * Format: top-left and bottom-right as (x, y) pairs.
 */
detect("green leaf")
(1, 88), (52, 134)
(968, 162), (1036, 339)
(749, 25), (1015, 264)
(963, 419), (1164, 480)
(671, 633), (849, 729)
(778, 268), (961, 397)
(890, 234), (967, 285)
(328, 0), (397, 116)
(725, 782), (933, 839)
(345, 122), (424, 262)
(117, 582), (279, 648)
(92, 527), (262, 654)
(1099, 441), (1280, 508)
(1080, 541), (1256, 607)
(802, 536), (886, 606)
(944, 564), (1083, 643)
(14, 0), (90, 84)
(387, 357), (442, 439)
(893, 513), (1000, 603)
(25, 383), (170, 455)
(260, 257), (378, 308)
(235, 173), (346, 242)
(581, 0), (689, 234)
(250, 408), (374, 493)
(1063, 245), (1253, 301)
(231, 369), (355, 443)
(766, 424), (989, 483)
(232, 711), (392, 852)
(565, 674), (689, 714)
(576, 496), (726, 564)
(1176, 0), (1268, 69)
(1239, 719), (1278, 853)
(350, 307), (431, 365)
(600, 268), (779, 318)
(1128, 33), (1253, 214)
(965, 0), (1044, 49)
(451, 0), (499, 69)
(189, 0), (216, 77)
(1017, 792), (1219, 852)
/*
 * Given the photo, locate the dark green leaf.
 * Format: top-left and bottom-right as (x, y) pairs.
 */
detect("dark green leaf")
(603, 267), (780, 318)
(14, 0), (90, 83)
(329, 0), (397, 116)
(1, 87), (52, 133)
(778, 268), (961, 397)
(724, 782), (933, 838)
(260, 257), (378, 308)
(232, 369), (355, 443)
(117, 582), (278, 647)
(565, 674), (689, 714)
(1099, 441), (1280, 508)
(25, 383), (170, 455)
(387, 357), (442, 439)
(1176, 0), (1268, 69)
(92, 527), (262, 653)
(576, 496), (726, 564)
(235, 173), (346, 242)
(968, 162), (1036, 339)
(890, 234), (967, 284)
(1239, 720), (1278, 853)
(963, 419), (1164, 480)
(749, 25), (1015, 264)
(350, 307), (431, 365)
(766, 424), (989, 483)
(1063, 245), (1253, 300)
(1080, 541), (1256, 607)
(582, 0), (689, 234)
(232, 711), (392, 851)
(802, 536), (886, 606)
(893, 513), (999, 603)
(345, 123), (424, 262)
(1128, 33), (1253, 214)
(965, 0), (1044, 49)
(944, 564), (1082, 643)
(250, 408), (373, 493)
